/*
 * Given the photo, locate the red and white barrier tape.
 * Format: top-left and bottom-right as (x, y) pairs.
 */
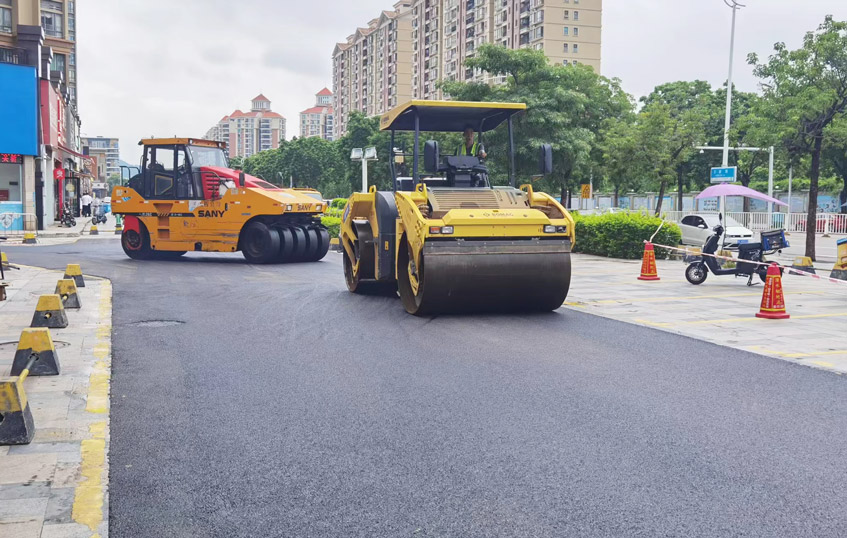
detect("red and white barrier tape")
(644, 240), (847, 287)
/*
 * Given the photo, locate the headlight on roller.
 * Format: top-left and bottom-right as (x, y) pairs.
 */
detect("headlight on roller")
(557, 226), (567, 233)
(543, 225), (557, 233)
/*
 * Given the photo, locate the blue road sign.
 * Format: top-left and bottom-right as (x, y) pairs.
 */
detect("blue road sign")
(710, 166), (737, 183)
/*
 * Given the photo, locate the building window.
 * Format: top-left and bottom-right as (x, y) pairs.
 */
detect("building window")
(563, 27), (568, 36)
(41, 0), (64, 38)
(573, 44), (579, 54)
(563, 10), (569, 20)
(563, 43), (568, 53)
(573, 27), (579, 37)
(51, 52), (66, 74)
(574, 11), (579, 21)
(0, 0), (11, 34)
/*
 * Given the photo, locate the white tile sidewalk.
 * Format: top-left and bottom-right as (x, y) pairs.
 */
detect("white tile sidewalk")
(566, 253), (847, 375)
(0, 264), (111, 538)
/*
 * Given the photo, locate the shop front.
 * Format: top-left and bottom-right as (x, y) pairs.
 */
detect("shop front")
(0, 154), (25, 231)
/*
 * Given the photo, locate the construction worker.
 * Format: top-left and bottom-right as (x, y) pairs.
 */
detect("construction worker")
(457, 126), (487, 159)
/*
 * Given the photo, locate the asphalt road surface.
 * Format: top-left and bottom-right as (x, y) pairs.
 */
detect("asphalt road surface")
(5, 238), (847, 537)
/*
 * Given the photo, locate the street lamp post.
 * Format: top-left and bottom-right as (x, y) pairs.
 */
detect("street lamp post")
(720, 0), (745, 225)
(351, 147), (378, 193)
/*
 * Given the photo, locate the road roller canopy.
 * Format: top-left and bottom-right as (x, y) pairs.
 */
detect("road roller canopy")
(138, 138), (226, 149)
(379, 101), (527, 133)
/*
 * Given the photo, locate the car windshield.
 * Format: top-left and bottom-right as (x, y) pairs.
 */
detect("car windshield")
(187, 146), (228, 168)
(702, 214), (742, 227)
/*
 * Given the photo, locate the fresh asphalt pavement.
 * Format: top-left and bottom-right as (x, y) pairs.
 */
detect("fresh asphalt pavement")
(4, 238), (847, 537)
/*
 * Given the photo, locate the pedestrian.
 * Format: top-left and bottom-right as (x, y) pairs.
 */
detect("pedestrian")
(80, 193), (92, 217)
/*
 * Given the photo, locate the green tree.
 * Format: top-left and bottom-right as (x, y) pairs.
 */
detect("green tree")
(228, 156), (244, 170)
(638, 81), (713, 215)
(279, 136), (342, 191)
(748, 16), (847, 259)
(441, 44), (632, 205)
(597, 118), (640, 206)
(823, 116), (847, 213)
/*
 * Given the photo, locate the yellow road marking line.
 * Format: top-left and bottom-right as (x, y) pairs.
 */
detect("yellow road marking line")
(746, 345), (847, 359)
(632, 312), (847, 327)
(72, 279), (111, 534)
(576, 290), (825, 305)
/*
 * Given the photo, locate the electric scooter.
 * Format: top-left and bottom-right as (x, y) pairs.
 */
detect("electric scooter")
(91, 202), (107, 225)
(685, 216), (787, 286)
(60, 203), (76, 227)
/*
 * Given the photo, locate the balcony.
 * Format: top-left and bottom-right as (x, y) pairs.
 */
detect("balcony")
(0, 47), (28, 66)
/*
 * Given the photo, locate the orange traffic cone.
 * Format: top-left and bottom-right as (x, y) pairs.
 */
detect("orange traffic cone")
(638, 242), (660, 281)
(755, 263), (790, 319)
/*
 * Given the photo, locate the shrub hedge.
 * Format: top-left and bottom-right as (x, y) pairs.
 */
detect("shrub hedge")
(321, 216), (341, 238)
(572, 212), (681, 260)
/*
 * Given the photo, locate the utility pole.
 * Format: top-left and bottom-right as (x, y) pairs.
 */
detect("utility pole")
(720, 0), (744, 224)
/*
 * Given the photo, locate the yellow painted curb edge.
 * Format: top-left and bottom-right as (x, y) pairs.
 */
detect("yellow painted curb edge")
(72, 279), (111, 534)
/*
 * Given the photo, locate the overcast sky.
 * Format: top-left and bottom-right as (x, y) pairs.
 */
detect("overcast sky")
(77, 0), (847, 164)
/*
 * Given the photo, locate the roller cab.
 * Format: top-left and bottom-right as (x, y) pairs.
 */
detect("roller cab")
(112, 138), (330, 263)
(340, 101), (575, 315)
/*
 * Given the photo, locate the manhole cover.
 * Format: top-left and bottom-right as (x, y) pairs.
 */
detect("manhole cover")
(0, 340), (72, 351)
(127, 320), (185, 328)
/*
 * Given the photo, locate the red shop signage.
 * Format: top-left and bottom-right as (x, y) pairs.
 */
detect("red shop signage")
(53, 168), (66, 180)
(1, 153), (23, 164)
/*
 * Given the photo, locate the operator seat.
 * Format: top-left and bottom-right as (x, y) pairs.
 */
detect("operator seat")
(441, 156), (488, 188)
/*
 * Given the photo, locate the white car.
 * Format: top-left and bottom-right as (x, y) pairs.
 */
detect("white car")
(679, 214), (754, 248)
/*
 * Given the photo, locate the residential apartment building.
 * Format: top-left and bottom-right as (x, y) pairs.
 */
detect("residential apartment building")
(332, 1), (414, 138)
(81, 136), (120, 181)
(332, 0), (602, 137)
(204, 94), (287, 158)
(299, 88), (335, 141)
(0, 0), (85, 230)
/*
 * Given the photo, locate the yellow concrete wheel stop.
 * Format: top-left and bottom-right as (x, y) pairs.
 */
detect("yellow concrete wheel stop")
(0, 375), (34, 445)
(22, 232), (37, 244)
(64, 263), (86, 287)
(89, 225), (99, 235)
(832, 238), (847, 281)
(30, 294), (69, 328)
(115, 224), (123, 235)
(791, 256), (816, 275)
(55, 278), (82, 309)
(12, 328), (60, 376)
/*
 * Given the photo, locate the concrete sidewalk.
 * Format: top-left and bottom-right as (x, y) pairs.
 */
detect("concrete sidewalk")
(0, 263), (112, 537)
(566, 253), (847, 375)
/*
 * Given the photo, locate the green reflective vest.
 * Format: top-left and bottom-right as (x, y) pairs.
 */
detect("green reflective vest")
(457, 142), (479, 156)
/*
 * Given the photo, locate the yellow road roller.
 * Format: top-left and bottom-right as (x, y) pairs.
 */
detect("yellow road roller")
(112, 138), (329, 263)
(340, 101), (575, 315)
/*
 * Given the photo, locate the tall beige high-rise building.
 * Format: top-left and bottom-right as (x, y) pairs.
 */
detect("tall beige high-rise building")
(333, 1), (414, 138)
(332, 0), (602, 138)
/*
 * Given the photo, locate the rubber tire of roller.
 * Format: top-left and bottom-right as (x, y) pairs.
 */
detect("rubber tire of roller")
(302, 227), (321, 262)
(276, 227), (295, 263)
(289, 226), (308, 262)
(313, 228), (330, 262)
(122, 224), (152, 260)
(241, 221), (280, 264)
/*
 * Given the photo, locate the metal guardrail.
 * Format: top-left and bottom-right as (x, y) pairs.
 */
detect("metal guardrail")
(0, 213), (38, 236)
(661, 211), (847, 235)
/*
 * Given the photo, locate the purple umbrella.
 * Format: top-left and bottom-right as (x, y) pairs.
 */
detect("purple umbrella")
(696, 184), (787, 206)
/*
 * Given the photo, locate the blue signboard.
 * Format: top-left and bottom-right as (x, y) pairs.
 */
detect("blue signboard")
(0, 64), (38, 156)
(710, 166), (737, 183)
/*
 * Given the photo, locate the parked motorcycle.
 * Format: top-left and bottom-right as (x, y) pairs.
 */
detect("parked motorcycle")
(60, 203), (76, 227)
(91, 202), (107, 225)
(685, 216), (787, 286)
